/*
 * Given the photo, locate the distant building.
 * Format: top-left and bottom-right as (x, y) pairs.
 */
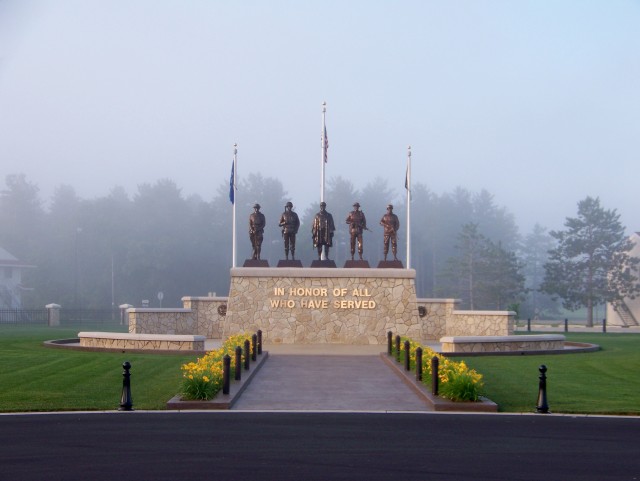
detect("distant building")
(606, 232), (640, 326)
(0, 246), (34, 309)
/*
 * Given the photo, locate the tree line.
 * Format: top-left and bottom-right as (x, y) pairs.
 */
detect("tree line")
(1, 173), (637, 322)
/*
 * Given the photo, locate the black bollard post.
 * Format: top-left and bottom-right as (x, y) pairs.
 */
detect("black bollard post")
(257, 330), (263, 354)
(251, 334), (257, 361)
(235, 346), (242, 381)
(431, 356), (439, 396)
(404, 340), (411, 371)
(415, 347), (423, 381)
(119, 361), (133, 411)
(244, 339), (251, 370)
(602, 318), (606, 333)
(222, 354), (231, 395)
(387, 331), (393, 356)
(535, 364), (550, 413)
(564, 318), (568, 332)
(527, 318), (531, 332)
(395, 335), (401, 362)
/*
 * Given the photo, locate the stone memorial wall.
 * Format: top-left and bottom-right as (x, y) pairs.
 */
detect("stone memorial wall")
(126, 274), (515, 344)
(223, 267), (420, 344)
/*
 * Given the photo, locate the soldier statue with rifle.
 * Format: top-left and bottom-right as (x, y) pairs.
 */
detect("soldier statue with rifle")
(345, 202), (368, 260)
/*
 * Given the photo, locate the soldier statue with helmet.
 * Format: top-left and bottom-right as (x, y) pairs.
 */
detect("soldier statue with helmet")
(279, 201), (300, 260)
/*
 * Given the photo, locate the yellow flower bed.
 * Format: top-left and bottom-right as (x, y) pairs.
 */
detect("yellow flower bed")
(395, 337), (484, 402)
(181, 332), (254, 400)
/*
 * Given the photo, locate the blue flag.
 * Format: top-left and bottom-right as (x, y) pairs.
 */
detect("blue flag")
(229, 162), (235, 204)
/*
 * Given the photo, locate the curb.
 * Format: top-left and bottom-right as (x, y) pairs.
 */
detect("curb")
(166, 352), (269, 410)
(380, 353), (498, 412)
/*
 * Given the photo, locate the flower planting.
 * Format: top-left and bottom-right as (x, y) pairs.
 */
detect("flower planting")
(392, 336), (484, 402)
(180, 332), (253, 401)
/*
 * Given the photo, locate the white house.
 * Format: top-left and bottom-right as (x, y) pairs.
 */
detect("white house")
(606, 232), (640, 326)
(0, 246), (34, 309)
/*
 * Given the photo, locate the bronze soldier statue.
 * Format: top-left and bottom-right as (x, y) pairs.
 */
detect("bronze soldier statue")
(279, 201), (300, 260)
(345, 202), (367, 260)
(249, 203), (266, 260)
(312, 201), (335, 260)
(380, 204), (400, 261)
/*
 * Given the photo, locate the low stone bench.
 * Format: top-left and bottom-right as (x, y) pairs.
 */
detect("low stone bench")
(78, 332), (206, 352)
(440, 334), (565, 353)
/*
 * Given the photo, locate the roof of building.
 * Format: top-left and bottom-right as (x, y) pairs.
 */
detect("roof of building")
(0, 246), (35, 268)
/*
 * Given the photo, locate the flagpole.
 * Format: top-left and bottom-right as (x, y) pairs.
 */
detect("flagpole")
(406, 145), (412, 269)
(232, 143), (238, 268)
(321, 101), (326, 203)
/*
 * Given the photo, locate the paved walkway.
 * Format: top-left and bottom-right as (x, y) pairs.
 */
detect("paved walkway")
(233, 351), (431, 411)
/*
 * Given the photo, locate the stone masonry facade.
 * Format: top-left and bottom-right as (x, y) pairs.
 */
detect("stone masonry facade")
(182, 297), (226, 338)
(441, 335), (564, 353)
(129, 298), (227, 338)
(417, 299), (457, 339)
(447, 310), (514, 337)
(126, 272), (515, 344)
(78, 332), (205, 351)
(223, 268), (421, 344)
(128, 308), (197, 335)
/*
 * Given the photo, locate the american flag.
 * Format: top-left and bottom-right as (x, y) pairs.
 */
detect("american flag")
(405, 166), (411, 200)
(323, 125), (329, 163)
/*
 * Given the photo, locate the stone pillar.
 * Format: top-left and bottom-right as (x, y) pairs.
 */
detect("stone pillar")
(45, 304), (61, 327)
(119, 304), (134, 326)
(182, 296), (227, 339)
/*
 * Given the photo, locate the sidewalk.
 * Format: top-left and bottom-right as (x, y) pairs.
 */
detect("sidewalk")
(204, 341), (442, 354)
(232, 353), (432, 411)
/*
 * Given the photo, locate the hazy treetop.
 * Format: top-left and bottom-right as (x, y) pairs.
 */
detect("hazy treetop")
(0, 1), (638, 232)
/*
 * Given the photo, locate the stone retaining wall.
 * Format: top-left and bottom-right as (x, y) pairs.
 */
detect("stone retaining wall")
(78, 332), (205, 351)
(128, 308), (197, 335)
(447, 310), (515, 337)
(440, 334), (565, 353)
(128, 298), (227, 338)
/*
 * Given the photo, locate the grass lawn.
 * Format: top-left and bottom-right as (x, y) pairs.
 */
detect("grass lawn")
(0, 326), (193, 412)
(1, 327), (639, 414)
(460, 333), (640, 414)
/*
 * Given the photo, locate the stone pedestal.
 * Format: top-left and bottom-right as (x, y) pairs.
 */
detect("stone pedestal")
(344, 260), (370, 268)
(223, 267), (420, 344)
(310, 260), (337, 268)
(243, 259), (269, 267)
(377, 260), (403, 269)
(277, 260), (303, 268)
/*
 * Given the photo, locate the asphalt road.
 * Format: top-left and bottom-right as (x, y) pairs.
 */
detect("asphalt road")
(1, 412), (639, 481)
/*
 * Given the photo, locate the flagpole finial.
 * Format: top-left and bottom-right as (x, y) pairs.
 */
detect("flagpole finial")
(408, 145), (411, 157)
(322, 101), (326, 113)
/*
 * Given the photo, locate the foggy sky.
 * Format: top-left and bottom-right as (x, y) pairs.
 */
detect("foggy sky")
(1, 1), (638, 234)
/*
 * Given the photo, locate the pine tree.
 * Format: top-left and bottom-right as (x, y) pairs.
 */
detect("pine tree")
(520, 224), (560, 319)
(439, 223), (525, 310)
(541, 197), (640, 326)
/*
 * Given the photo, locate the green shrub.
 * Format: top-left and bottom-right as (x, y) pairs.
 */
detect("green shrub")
(392, 336), (484, 402)
(180, 332), (252, 401)
(438, 370), (482, 402)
